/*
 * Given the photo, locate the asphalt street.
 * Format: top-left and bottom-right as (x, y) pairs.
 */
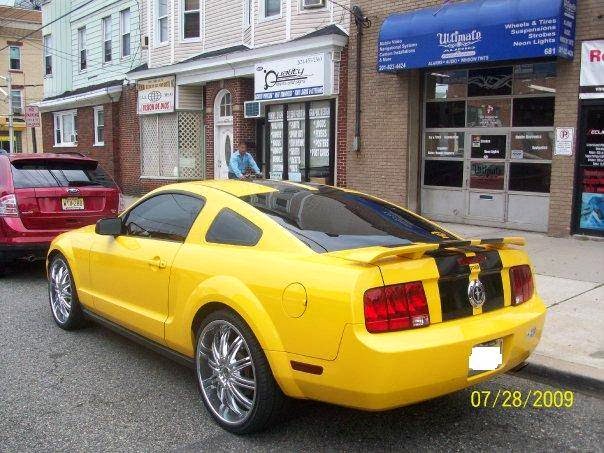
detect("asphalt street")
(1, 261), (602, 452)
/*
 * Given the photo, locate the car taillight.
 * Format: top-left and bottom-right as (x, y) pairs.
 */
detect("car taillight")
(0, 194), (18, 217)
(510, 265), (534, 305)
(364, 282), (430, 333)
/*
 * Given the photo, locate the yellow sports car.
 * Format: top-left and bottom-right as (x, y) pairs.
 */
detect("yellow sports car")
(47, 180), (546, 434)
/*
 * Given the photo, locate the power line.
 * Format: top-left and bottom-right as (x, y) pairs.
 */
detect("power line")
(0, 0), (96, 53)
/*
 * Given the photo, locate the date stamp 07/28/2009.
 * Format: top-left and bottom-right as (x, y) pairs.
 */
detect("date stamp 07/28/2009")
(470, 390), (575, 409)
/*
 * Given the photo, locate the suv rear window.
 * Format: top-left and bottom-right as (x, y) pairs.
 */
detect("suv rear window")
(11, 161), (116, 189)
(242, 182), (456, 252)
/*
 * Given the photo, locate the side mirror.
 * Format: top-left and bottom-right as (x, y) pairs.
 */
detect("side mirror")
(95, 217), (123, 236)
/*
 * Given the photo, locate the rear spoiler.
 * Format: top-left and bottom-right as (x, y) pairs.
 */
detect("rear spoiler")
(334, 237), (525, 265)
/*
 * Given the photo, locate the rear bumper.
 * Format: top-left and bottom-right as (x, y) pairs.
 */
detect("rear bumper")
(0, 217), (60, 262)
(271, 297), (546, 410)
(0, 243), (49, 262)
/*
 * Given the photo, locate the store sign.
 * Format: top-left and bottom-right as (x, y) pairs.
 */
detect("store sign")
(137, 76), (175, 115)
(25, 106), (40, 128)
(580, 40), (604, 99)
(554, 127), (575, 156)
(378, 0), (576, 72)
(255, 54), (325, 101)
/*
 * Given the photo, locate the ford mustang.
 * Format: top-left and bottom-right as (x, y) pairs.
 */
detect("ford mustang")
(47, 180), (546, 434)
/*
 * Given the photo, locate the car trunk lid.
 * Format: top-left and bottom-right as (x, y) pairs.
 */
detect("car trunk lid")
(330, 238), (525, 324)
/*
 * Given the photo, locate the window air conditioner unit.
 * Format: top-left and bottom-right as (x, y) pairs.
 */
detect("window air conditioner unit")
(302, 0), (325, 9)
(141, 35), (149, 49)
(244, 101), (265, 119)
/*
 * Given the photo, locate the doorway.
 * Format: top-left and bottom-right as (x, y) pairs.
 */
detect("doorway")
(214, 89), (233, 179)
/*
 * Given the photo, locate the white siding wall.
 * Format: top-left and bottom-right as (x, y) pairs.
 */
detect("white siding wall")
(70, 0), (143, 91)
(42, 0), (73, 98)
(142, 0), (350, 69)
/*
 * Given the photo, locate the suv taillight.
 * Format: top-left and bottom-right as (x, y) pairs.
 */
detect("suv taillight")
(118, 192), (125, 213)
(0, 194), (18, 217)
(364, 282), (430, 333)
(510, 265), (534, 305)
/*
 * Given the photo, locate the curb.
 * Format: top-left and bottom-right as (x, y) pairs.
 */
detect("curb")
(511, 353), (604, 399)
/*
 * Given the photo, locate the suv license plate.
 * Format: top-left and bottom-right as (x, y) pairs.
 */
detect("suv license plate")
(62, 197), (84, 211)
(469, 339), (503, 372)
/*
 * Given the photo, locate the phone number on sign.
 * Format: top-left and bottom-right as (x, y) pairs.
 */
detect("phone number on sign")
(470, 390), (574, 409)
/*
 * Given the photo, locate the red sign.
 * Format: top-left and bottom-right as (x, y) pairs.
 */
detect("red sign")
(25, 105), (40, 128)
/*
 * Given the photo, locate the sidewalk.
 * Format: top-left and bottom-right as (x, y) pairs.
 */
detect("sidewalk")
(442, 222), (604, 387)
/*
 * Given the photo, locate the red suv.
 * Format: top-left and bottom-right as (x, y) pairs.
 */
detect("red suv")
(0, 152), (122, 272)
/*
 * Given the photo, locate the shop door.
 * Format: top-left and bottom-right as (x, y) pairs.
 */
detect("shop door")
(215, 127), (233, 179)
(465, 131), (507, 222)
(574, 102), (604, 236)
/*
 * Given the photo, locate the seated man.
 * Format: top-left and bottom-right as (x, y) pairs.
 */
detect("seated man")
(228, 141), (262, 180)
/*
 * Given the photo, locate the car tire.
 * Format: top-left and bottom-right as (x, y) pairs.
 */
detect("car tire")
(195, 309), (286, 434)
(48, 254), (86, 330)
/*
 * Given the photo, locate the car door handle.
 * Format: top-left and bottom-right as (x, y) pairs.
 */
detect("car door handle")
(148, 257), (167, 269)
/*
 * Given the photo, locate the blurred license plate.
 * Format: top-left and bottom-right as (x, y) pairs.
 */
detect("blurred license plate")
(62, 197), (84, 211)
(469, 339), (503, 372)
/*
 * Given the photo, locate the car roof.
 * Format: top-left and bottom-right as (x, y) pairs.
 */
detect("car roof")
(162, 179), (327, 198)
(7, 153), (97, 163)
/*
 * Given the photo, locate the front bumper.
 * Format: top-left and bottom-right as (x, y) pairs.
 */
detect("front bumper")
(271, 297), (546, 410)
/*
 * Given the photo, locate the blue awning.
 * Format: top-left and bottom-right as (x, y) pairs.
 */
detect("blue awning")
(378, 0), (577, 72)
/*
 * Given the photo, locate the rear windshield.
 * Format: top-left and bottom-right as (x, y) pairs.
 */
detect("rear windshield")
(11, 161), (116, 189)
(242, 184), (457, 252)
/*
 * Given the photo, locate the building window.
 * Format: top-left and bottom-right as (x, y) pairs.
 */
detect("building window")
(10, 89), (23, 116)
(43, 35), (52, 75)
(140, 112), (204, 179)
(120, 9), (131, 57)
(183, 0), (200, 39)
(9, 46), (21, 70)
(219, 91), (232, 118)
(94, 106), (104, 146)
(53, 110), (77, 146)
(156, 0), (169, 44)
(244, 0), (252, 27)
(263, 0), (281, 18)
(78, 27), (87, 71)
(102, 16), (112, 63)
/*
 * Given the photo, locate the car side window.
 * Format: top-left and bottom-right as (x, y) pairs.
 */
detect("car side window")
(206, 208), (262, 246)
(123, 193), (204, 242)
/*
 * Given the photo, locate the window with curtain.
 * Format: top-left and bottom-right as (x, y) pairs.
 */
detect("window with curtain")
(264, 0), (281, 18)
(157, 0), (169, 43)
(9, 46), (21, 70)
(102, 16), (112, 62)
(183, 0), (201, 39)
(78, 27), (86, 70)
(120, 9), (131, 57)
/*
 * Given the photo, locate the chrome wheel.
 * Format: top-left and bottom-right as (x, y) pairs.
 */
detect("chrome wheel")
(196, 320), (257, 425)
(49, 258), (72, 324)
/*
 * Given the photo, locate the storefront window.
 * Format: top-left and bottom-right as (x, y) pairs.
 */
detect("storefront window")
(468, 67), (513, 97)
(424, 132), (464, 158)
(424, 160), (463, 187)
(467, 99), (511, 127)
(287, 104), (305, 182)
(266, 101), (334, 184)
(470, 135), (506, 159)
(513, 97), (555, 127)
(510, 131), (554, 160)
(425, 101), (465, 128)
(426, 70), (467, 100)
(513, 62), (557, 95)
(470, 162), (505, 190)
(509, 163), (551, 193)
(268, 105), (284, 180)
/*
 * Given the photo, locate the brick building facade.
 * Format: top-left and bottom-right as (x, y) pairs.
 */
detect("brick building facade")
(347, 0), (603, 237)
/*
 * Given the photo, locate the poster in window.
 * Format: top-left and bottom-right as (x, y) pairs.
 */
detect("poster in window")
(287, 104), (305, 182)
(470, 135), (506, 159)
(425, 132), (464, 158)
(579, 168), (604, 232)
(582, 126), (604, 168)
(309, 101), (331, 169)
(467, 99), (511, 127)
(470, 163), (505, 190)
(511, 131), (554, 160)
(268, 106), (284, 180)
